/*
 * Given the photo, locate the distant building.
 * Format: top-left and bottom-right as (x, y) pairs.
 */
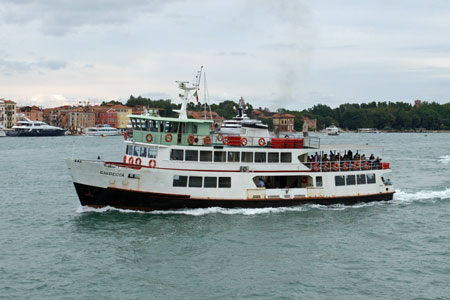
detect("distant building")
(43, 105), (71, 129)
(188, 110), (225, 129)
(302, 116), (317, 131)
(273, 113), (295, 132)
(17, 106), (43, 121)
(67, 106), (95, 133)
(4, 100), (17, 129)
(0, 99), (5, 128)
(414, 99), (422, 107)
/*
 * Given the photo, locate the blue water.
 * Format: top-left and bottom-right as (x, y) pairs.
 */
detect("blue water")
(1, 133), (450, 299)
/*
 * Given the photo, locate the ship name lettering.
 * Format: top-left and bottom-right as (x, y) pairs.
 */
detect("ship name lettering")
(100, 171), (125, 177)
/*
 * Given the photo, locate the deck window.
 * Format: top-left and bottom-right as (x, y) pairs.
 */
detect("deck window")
(367, 173), (376, 184)
(148, 120), (158, 132)
(140, 147), (147, 157)
(316, 176), (323, 187)
(200, 151), (212, 162)
(193, 124), (198, 134)
(268, 152), (279, 163)
(185, 150), (198, 161)
(346, 175), (356, 185)
(204, 177), (217, 188)
(219, 177), (231, 188)
(357, 174), (366, 184)
(214, 151), (226, 162)
(281, 152), (292, 163)
(170, 149), (184, 161)
(241, 152), (253, 163)
(126, 145), (133, 155)
(133, 146), (141, 156)
(148, 147), (157, 158)
(228, 151), (240, 162)
(335, 175), (345, 186)
(189, 176), (202, 188)
(255, 152), (266, 163)
(173, 175), (187, 187)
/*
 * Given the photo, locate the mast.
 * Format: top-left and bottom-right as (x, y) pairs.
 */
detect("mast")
(173, 67), (203, 120)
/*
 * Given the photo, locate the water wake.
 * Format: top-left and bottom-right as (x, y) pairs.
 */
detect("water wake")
(75, 188), (450, 215)
(438, 155), (450, 164)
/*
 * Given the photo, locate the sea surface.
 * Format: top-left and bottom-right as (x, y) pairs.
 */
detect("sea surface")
(1, 133), (450, 300)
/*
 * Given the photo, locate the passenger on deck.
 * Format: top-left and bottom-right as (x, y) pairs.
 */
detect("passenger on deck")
(386, 178), (392, 185)
(257, 178), (265, 188)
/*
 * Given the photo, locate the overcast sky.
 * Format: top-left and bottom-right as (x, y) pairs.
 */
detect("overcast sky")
(1, 0), (450, 110)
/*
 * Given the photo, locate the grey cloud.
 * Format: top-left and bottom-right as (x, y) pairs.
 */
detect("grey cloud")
(0, 0), (182, 36)
(0, 58), (67, 75)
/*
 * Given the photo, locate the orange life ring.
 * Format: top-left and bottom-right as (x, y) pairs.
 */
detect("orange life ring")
(353, 161), (360, 170)
(123, 155), (127, 164)
(124, 132), (128, 140)
(165, 133), (173, 143)
(146, 133), (153, 143)
(241, 137), (248, 146)
(204, 136), (211, 145)
(322, 162), (330, 172)
(128, 157), (134, 165)
(187, 135), (195, 144)
(332, 162), (339, 171)
(149, 159), (156, 168)
(258, 138), (266, 146)
(135, 158), (142, 165)
(363, 161), (370, 170)
(223, 136), (229, 145)
(217, 133), (223, 142)
(312, 163), (320, 172)
(342, 162), (349, 171)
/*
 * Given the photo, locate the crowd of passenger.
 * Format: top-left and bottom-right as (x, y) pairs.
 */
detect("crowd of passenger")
(306, 150), (383, 171)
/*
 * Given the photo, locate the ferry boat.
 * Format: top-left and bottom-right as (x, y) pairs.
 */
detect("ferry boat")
(67, 77), (395, 211)
(84, 124), (119, 136)
(325, 125), (339, 136)
(7, 115), (65, 137)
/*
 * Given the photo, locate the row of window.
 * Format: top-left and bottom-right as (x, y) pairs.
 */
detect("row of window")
(126, 145), (158, 158)
(171, 149), (292, 163)
(130, 118), (198, 134)
(173, 176), (231, 188)
(335, 174), (376, 186)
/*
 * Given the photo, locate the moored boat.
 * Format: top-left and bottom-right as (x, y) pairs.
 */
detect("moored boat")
(67, 75), (395, 211)
(84, 124), (119, 136)
(7, 115), (65, 137)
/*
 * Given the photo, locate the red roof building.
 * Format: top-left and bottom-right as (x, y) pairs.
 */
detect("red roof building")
(273, 113), (295, 132)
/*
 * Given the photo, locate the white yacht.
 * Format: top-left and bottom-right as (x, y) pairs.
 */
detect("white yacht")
(7, 115), (65, 137)
(216, 97), (270, 146)
(84, 125), (119, 136)
(326, 125), (340, 136)
(66, 73), (394, 211)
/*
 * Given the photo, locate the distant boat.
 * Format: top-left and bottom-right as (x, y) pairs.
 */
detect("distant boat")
(358, 128), (378, 133)
(84, 124), (119, 136)
(7, 115), (65, 137)
(325, 125), (339, 136)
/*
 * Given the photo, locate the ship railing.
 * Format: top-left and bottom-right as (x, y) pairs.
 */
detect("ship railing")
(305, 160), (390, 172)
(303, 136), (320, 149)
